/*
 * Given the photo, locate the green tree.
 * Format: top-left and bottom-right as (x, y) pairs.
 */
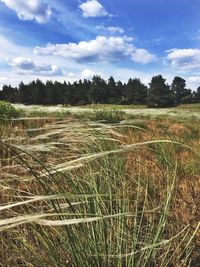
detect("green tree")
(53, 81), (64, 104)
(0, 85), (19, 103)
(147, 75), (174, 108)
(30, 79), (46, 104)
(45, 80), (56, 105)
(88, 76), (107, 103)
(18, 82), (31, 104)
(171, 77), (193, 104)
(194, 87), (200, 103)
(107, 76), (117, 104)
(125, 78), (147, 104)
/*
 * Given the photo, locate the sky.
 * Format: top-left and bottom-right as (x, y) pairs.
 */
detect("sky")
(0, 0), (200, 89)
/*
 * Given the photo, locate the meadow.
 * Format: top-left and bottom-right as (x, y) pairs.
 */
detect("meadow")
(0, 103), (200, 266)
(13, 103), (200, 121)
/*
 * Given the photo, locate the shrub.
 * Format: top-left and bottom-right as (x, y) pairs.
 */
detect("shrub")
(0, 101), (20, 120)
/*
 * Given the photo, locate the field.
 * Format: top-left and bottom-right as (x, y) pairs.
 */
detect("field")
(0, 104), (200, 266)
(13, 103), (200, 120)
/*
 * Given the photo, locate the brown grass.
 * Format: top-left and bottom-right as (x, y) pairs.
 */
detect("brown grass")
(0, 116), (200, 266)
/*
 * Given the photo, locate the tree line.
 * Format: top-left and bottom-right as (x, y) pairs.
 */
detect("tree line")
(1, 75), (200, 107)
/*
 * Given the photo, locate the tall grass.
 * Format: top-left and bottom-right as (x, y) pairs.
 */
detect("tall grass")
(0, 118), (199, 266)
(75, 108), (126, 123)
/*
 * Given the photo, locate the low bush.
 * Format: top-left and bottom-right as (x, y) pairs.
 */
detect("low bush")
(0, 101), (20, 120)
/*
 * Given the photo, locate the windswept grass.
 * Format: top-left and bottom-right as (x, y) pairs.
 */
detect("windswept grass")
(75, 109), (126, 123)
(0, 116), (200, 266)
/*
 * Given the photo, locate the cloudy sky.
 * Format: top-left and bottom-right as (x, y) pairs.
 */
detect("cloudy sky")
(0, 0), (200, 89)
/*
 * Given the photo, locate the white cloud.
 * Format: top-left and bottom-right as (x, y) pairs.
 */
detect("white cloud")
(81, 69), (95, 79)
(79, 0), (111, 18)
(0, 34), (86, 82)
(8, 57), (63, 76)
(96, 25), (125, 34)
(188, 76), (200, 83)
(106, 26), (124, 34)
(65, 69), (101, 80)
(81, 69), (101, 79)
(35, 36), (156, 64)
(0, 0), (51, 23)
(166, 48), (200, 71)
(132, 49), (156, 64)
(187, 76), (200, 90)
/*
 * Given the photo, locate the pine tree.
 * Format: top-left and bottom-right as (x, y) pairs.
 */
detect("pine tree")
(147, 75), (174, 108)
(125, 78), (147, 104)
(88, 76), (107, 103)
(194, 87), (200, 103)
(107, 76), (117, 104)
(171, 77), (186, 104)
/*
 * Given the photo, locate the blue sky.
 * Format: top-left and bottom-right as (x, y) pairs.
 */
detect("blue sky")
(0, 0), (200, 89)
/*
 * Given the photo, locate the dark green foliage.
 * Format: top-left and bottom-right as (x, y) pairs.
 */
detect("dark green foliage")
(88, 75), (108, 103)
(125, 78), (147, 104)
(147, 75), (174, 108)
(194, 87), (200, 103)
(0, 85), (19, 103)
(171, 77), (193, 104)
(171, 76), (186, 104)
(0, 74), (199, 107)
(0, 101), (20, 119)
(107, 76), (117, 103)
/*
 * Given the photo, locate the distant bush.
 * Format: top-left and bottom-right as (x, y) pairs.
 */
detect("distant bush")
(0, 101), (20, 120)
(77, 109), (126, 123)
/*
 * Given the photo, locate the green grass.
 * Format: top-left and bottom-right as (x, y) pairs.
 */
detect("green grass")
(75, 109), (126, 123)
(17, 108), (72, 118)
(0, 117), (200, 266)
(12, 103), (200, 124)
(81, 104), (146, 109)
(178, 103), (200, 110)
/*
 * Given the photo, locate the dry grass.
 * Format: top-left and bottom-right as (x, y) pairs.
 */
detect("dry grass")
(0, 115), (200, 266)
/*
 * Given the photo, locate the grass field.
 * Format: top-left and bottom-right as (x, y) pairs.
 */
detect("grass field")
(0, 104), (200, 266)
(13, 103), (200, 121)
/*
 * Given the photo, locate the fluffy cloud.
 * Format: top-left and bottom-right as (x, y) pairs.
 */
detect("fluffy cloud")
(81, 69), (102, 79)
(0, 0), (51, 23)
(8, 57), (63, 76)
(79, 0), (111, 18)
(35, 36), (156, 64)
(65, 69), (101, 80)
(166, 48), (200, 71)
(131, 49), (157, 64)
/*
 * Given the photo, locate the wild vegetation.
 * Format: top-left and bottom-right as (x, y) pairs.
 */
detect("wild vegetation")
(0, 102), (200, 266)
(1, 75), (200, 107)
(0, 101), (20, 120)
